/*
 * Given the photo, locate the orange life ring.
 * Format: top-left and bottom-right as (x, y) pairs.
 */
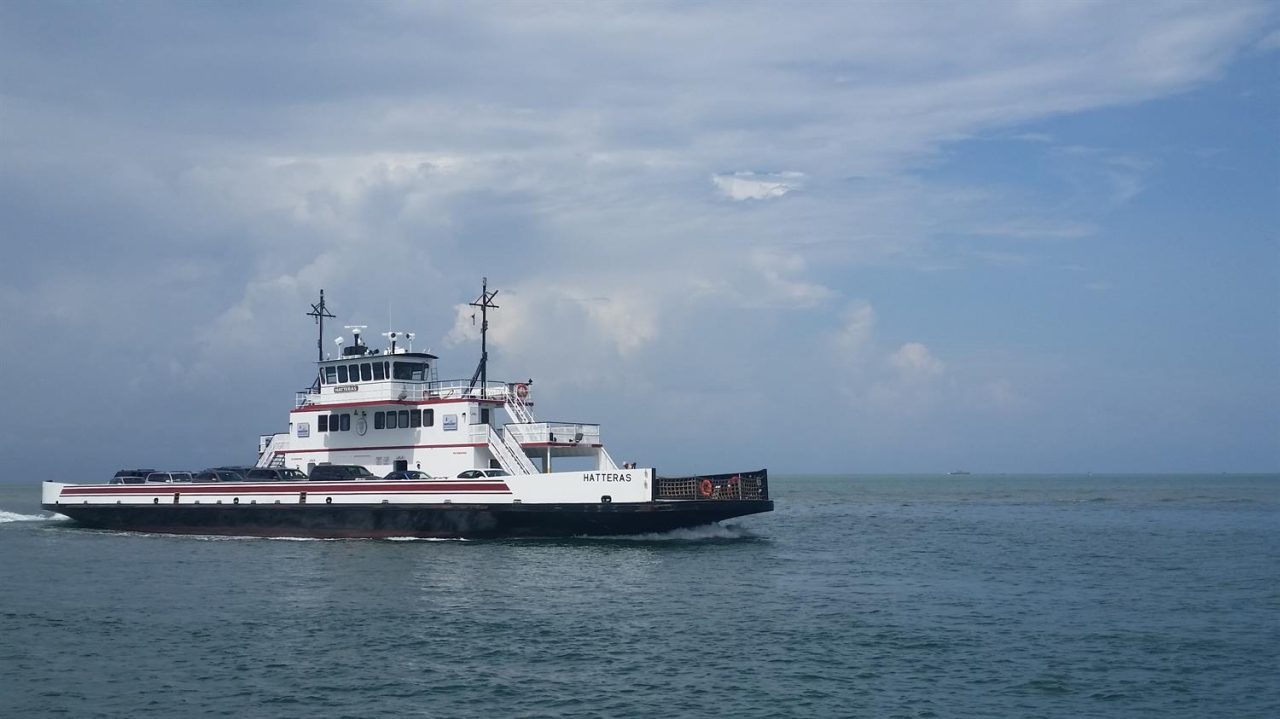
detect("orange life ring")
(699, 479), (713, 498)
(515, 383), (530, 400)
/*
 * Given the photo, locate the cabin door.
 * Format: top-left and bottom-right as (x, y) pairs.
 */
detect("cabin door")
(394, 459), (408, 472)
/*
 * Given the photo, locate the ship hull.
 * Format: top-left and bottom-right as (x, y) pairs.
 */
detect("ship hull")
(41, 500), (774, 539)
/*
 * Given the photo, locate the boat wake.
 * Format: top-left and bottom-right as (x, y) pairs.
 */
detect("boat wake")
(0, 509), (69, 523)
(582, 523), (763, 542)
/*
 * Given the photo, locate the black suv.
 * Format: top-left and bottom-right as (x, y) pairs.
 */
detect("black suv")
(308, 464), (376, 481)
(193, 469), (249, 483)
(243, 468), (309, 482)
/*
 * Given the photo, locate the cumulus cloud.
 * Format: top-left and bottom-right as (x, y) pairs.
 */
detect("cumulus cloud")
(889, 342), (946, 380)
(712, 171), (805, 201)
(834, 301), (878, 357)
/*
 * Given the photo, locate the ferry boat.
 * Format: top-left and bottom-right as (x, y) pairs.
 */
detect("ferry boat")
(41, 281), (772, 538)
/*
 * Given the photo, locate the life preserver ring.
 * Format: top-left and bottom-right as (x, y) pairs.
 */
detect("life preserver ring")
(699, 479), (713, 498)
(514, 383), (530, 400)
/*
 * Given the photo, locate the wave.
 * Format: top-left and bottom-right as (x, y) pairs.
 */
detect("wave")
(0, 509), (69, 523)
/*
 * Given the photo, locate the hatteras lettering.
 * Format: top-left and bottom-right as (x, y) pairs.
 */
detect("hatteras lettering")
(582, 472), (634, 483)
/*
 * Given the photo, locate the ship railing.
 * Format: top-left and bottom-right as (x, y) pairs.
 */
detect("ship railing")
(423, 379), (514, 400)
(655, 469), (769, 501)
(293, 379), (515, 407)
(506, 422), (601, 445)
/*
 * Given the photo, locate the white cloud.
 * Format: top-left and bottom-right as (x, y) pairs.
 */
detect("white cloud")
(834, 301), (878, 357)
(889, 342), (945, 380)
(712, 172), (805, 201)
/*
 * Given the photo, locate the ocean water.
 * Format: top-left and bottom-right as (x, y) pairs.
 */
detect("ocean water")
(1, 474), (1276, 718)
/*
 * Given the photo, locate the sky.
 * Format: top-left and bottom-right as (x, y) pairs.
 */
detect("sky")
(1, 0), (1277, 477)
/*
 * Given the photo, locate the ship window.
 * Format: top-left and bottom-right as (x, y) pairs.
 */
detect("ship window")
(348, 365), (360, 383)
(330, 413), (340, 431)
(374, 412), (385, 430)
(340, 414), (351, 432)
(337, 365), (349, 383)
(480, 408), (490, 424)
(398, 410), (409, 428)
(372, 362), (385, 381)
(410, 409), (421, 428)
(393, 362), (427, 381)
(386, 411), (398, 429)
(325, 367), (337, 384)
(318, 415), (329, 432)
(423, 409), (434, 427)
(360, 363), (372, 381)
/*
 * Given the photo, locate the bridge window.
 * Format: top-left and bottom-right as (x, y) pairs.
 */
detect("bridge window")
(410, 409), (421, 428)
(393, 362), (427, 381)
(337, 365), (348, 383)
(374, 411), (385, 430)
(324, 367), (337, 384)
(372, 362), (385, 381)
(348, 365), (360, 382)
(360, 363), (372, 381)
(319, 415), (329, 432)
(423, 409), (434, 427)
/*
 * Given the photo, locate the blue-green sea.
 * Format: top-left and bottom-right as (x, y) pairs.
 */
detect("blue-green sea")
(1, 474), (1276, 718)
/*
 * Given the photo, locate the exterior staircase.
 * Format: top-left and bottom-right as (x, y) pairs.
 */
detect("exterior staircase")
(488, 426), (538, 475)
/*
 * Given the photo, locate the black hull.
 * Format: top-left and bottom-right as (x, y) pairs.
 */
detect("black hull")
(41, 500), (774, 539)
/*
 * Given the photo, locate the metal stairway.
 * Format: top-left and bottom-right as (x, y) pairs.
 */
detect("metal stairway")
(488, 426), (538, 475)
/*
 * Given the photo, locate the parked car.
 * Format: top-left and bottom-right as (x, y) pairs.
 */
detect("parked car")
(193, 469), (248, 483)
(144, 472), (194, 484)
(456, 469), (510, 479)
(110, 469), (157, 485)
(243, 468), (308, 482)
(308, 464), (376, 481)
(384, 470), (429, 480)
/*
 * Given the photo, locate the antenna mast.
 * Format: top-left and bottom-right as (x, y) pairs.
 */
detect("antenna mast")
(307, 290), (337, 392)
(307, 289), (337, 362)
(467, 278), (500, 398)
